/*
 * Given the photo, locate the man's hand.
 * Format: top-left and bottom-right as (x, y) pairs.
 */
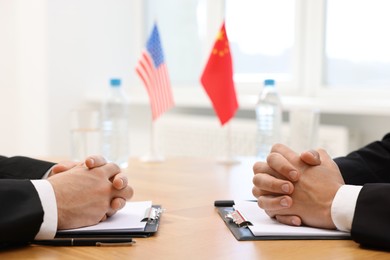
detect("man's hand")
(48, 156), (133, 229)
(252, 144), (321, 207)
(253, 144), (344, 229)
(50, 156), (130, 220)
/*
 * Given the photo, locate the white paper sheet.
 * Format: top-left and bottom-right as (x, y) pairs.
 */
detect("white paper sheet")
(234, 201), (350, 237)
(60, 201), (152, 232)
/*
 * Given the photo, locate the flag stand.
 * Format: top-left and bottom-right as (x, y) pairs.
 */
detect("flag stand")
(217, 121), (240, 165)
(141, 121), (165, 163)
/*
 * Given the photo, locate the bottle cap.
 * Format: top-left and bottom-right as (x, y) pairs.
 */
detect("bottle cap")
(110, 78), (121, 87)
(264, 79), (275, 86)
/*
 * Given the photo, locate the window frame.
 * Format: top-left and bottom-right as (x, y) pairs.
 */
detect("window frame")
(130, 0), (390, 113)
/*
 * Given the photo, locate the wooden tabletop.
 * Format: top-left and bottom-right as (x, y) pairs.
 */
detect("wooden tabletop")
(1, 157), (388, 259)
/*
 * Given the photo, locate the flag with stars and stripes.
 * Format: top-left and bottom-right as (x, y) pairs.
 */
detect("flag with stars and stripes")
(136, 23), (174, 121)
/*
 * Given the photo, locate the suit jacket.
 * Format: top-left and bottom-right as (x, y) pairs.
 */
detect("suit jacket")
(0, 156), (54, 246)
(334, 133), (390, 250)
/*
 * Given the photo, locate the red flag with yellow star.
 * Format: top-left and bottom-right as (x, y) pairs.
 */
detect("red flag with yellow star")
(200, 22), (238, 126)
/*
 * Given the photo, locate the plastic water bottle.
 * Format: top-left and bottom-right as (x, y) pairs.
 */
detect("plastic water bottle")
(101, 78), (130, 168)
(255, 79), (282, 160)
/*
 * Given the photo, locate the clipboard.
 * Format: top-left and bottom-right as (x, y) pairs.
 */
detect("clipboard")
(56, 204), (162, 238)
(215, 200), (351, 241)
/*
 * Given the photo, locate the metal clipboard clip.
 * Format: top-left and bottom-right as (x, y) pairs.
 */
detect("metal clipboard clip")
(141, 206), (163, 224)
(225, 209), (253, 227)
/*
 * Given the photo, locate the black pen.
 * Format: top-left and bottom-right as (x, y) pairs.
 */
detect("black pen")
(32, 237), (135, 246)
(214, 199), (257, 207)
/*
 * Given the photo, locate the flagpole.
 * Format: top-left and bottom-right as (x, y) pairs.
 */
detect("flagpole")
(141, 120), (165, 163)
(200, 21), (240, 165)
(136, 23), (173, 164)
(217, 120), (240, 165)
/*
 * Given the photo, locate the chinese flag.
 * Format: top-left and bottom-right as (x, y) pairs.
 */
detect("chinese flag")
(200, 22), (238, 126)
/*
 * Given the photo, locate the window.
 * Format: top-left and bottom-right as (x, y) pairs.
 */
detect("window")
(325, 0), (390, 88)
(144, 0), (296, 89)
(225, 0), (295, 83)
(144, 0), (205, 86)
(142, 0), (390, 101)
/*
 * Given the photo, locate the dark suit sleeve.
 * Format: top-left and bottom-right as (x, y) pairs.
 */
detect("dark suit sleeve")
(334, 134), (390, 250)
(334, 133), (390, 185)
(0, 156), (55, 247)
(350, 184), (390, 250)
(0, 155), (55, 180)
(0, 180), (44, 245)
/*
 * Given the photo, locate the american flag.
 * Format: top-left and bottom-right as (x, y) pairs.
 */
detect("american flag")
(136, 24), (174, 121)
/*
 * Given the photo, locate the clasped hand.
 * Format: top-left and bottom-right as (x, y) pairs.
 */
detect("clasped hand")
(48, 155), (134, 230)
(252, 143), (344, 229)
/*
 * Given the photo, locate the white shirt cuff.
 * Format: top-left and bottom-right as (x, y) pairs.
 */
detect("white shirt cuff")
(331, 184), (362, 232)
(31, 179), (58, 240)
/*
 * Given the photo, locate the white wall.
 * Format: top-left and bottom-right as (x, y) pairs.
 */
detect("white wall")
(0, 0), (49, 157)
(0, 0), (143, 158)
(0, 1), (20, 155)
(46, 0), (141, 157)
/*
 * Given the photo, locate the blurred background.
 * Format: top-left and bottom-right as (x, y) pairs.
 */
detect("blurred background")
(2, 0), (390, 159)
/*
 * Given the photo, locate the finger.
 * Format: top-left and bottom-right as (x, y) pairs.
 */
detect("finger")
(112, 174), (128, 190)
(264, 209), (276, 218)
(112, 185), (134, 201)
(253, 161), (270, 175)
(111, 198), (126, 213)
(100, 214), (108, 222)
(252, 186), (285, 197)
(253, 174), (294, 195)
(105, 198), (126, 218)
(252, 186), (279, 198)
(253, 162), (282, 178)
(105, 209), (117, 218)
(257, 195), (293, 211)
(94, 162), (121, 179)
(84, 155), (107, 169)
(253, 161), (285, 180)
(316, 148), (335, 167)
(267, 152), (300, 182)
(300, 149), (321, 166)
(270, 143), (300, 162)
(252, 186), (261, 198)
(275, 215), (302, 226)
(51, 161), (78, 175)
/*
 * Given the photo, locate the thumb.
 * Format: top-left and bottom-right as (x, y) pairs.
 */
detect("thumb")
(300, 149), (321, 166)
(316, 148), (335, 167)
(84, 155), (107, 169)
(51, 161), (78, 175)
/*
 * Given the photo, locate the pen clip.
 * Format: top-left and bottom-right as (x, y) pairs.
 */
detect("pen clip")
(225, 209), (253, 227)
(96, 241), (136, 247)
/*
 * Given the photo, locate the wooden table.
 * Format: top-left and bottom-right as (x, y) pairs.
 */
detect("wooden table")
(1, 157), (389, 259)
